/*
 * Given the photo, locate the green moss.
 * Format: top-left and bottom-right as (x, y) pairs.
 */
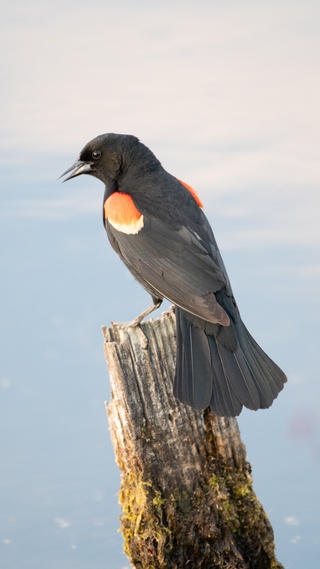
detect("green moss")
(208, 473), (220, 491)
(152, 490), (166, 510)
(118, 466), (173, 567)
(117, 451), (281, 568)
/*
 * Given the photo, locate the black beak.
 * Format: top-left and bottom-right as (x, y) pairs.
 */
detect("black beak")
(59, 160), (93, 182)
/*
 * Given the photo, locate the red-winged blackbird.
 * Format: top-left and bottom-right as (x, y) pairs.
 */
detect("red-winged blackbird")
(61, 133), (286, 416)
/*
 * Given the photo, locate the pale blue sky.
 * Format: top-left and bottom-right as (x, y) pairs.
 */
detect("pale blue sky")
(1, 1), (320, 568)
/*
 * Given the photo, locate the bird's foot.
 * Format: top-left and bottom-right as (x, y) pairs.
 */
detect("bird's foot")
(112, 318), (149, 349)
(111, 298), (163, 349)
(116, 315), (145, 330)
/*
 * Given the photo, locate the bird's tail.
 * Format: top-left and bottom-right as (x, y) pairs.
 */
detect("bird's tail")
(174, 307), (287, 417)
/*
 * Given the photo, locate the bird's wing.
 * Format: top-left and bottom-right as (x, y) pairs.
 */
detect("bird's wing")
(106, 215), (230, 325)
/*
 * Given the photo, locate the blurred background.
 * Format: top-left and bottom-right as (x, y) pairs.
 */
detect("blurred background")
(1, 1), (320, 567)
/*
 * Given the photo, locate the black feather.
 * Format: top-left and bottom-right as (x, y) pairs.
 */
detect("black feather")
(62, 133), (287, 416)
(174, 308), (286, 417)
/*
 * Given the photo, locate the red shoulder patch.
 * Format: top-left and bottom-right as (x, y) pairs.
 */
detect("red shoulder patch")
(179, 180), (203, 208)
(104, 192), (144, 234)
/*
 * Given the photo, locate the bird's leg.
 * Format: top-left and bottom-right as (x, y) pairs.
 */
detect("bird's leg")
(113, 297), (162, 348)
(117, 297), (162, 329)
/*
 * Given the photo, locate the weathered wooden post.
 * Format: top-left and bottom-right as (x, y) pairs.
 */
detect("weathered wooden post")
(103, 309), (284, 569)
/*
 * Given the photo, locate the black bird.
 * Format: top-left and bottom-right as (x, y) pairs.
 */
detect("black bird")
(61, 133), (287, 416)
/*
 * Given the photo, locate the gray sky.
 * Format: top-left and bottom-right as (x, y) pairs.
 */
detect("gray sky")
(3, 1), (320, 248)
(1, 1), (320, 568)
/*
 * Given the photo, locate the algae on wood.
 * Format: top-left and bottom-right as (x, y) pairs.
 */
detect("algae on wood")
(103, 309), (284, 569)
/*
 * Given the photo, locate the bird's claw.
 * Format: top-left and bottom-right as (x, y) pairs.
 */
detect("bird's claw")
(112, 319), (149, 349)
(116, 316), (144, 330)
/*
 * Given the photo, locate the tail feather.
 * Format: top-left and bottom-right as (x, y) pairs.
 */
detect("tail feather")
(174, 308), (287, 417)
(216, 342), (261, 409)
(174, 312), (212, 409)
(207, 336), (243, 416)
(235, 322), (286, 406)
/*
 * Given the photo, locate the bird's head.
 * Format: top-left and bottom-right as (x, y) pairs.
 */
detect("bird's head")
(60, 133), (141, 186)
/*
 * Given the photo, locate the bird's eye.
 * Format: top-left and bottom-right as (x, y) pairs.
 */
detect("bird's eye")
(92, 150), (101, 160)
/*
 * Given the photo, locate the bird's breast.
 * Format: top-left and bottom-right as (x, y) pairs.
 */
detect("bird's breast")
(104, 192), (144, 235)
